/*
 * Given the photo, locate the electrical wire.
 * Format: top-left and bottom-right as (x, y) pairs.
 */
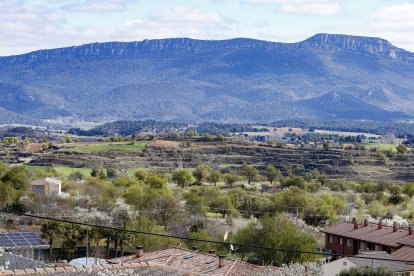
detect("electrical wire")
(2, 210), (414, 264)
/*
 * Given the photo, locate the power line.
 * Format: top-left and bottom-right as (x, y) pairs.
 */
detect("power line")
(2, 210), (414, 264)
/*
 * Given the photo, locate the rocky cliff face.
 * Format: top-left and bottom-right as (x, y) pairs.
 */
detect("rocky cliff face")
(298, 33), (413, 62)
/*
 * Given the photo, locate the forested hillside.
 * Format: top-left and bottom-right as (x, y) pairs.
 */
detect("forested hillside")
(0, 34), (413, 123)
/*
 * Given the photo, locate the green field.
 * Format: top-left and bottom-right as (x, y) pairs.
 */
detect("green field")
(62, 141), (149, 153)
(363, 143), (400, 152)
(27, 166), (141, 177)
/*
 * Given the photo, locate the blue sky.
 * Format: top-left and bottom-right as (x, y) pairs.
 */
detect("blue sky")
(1, 0), (414, 55)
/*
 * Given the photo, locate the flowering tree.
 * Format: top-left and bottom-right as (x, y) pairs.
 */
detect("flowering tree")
(276, 262), (323, 276)
(0, 247), (6, 272)
(111, 198), (137, 256)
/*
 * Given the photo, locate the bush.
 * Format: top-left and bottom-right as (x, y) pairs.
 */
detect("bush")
(338, 266), (393, 276)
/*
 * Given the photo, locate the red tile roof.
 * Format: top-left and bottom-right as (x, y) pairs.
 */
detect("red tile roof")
(111, 247), (279, 276)
(321, 221), (414, 247)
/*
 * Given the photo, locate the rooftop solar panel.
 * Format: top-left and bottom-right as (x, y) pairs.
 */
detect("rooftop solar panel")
(0, 232), (47, 248)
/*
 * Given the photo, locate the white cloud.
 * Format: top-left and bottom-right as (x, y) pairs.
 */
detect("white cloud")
(61, 0), (135, 13)
(362, 3), (414, 51)
(0, 3), (236, 55)
(244, 0), (342, 15)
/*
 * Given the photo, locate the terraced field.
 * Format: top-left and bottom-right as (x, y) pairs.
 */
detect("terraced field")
(3, 139), (414, 182)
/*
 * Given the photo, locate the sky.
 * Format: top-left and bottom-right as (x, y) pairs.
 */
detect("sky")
(1, 0), (414, 56)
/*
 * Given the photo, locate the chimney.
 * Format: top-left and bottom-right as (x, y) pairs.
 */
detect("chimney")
(136, 246), (144, 258)
(409, 225), (413, 235)
(393, 222), (398, 232)
(378, 220), (383, 229)
(352, 218), (358, 229)
(209, 249), (216, 255)
(364, 218), (368, 227)
(218, 256), (226, 268)
(192, 246), (199, 251)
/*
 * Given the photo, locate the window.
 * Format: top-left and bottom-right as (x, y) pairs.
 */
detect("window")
(346, 239), (352, 247)
(339, 238), (343, 245)
(360, 241), (366, 249)
(329, 235), (334, 243)
(375, 244), (382, 251)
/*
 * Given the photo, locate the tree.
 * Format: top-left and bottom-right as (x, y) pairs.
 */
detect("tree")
(338, 266), (393, 276)
(147, 175), (167, 189)
(172, 170), (193, 189)
(276, 262), (323, 276)
(234, 214), (317, 265)
(192, 164), (211, 185)
(91, 168), (99, 177)
(282, 176), (306, 188)
(397, 144), (407, 155)
(41, 222), (63, 261)
(323, 141), (331, 150)
(112, 199), (136, 256)
(223, 174), (239, 187)
(209, 194), (234, 218)
(106, 168), (118, 179)
(0, 181), (16, 208)
(61, 224), (84, 260)
(152, 195), (179, 230)
(403, 183), (414, 198)
(134, 169), (149, 182)
(1, 166), (29, 190)
(207, 170), (222, 186)
(242, 166), (259, 184)
(265, 165), (280, 184)
(98, 169), (107, 180)
(68, 171), (83, 181)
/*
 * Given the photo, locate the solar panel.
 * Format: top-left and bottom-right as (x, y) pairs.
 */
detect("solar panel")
(0, 232), (47, 248)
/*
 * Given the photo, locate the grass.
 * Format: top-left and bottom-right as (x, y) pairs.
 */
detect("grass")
(62, 141), (149, 153)
(27, 166), (142, 177)
(363, 143), (399, 152)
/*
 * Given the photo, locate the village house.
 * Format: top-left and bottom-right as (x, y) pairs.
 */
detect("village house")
(31, 177), (62, 197)
(321, 218), (414, 257)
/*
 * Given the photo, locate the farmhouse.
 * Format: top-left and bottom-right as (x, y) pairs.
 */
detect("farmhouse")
(31, 177), (62, 197)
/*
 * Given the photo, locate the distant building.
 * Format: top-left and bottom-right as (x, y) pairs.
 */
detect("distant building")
(31, 177), (62, 197)
(322, 251), (414, 276)
(110, 246), (280, 275)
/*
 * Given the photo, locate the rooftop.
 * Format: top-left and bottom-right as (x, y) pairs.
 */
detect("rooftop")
(111, 247), (279, 276)
(321, 221), (414, 247)
(31, 177), (62, 186)
(392, 245), (414, 262)
(348, 251), (414, 273)
(0, 262), (190, 275)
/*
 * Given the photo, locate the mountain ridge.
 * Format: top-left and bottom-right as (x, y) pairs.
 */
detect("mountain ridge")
(0, 33), (413, 124)
(2, 33), (412, 63)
